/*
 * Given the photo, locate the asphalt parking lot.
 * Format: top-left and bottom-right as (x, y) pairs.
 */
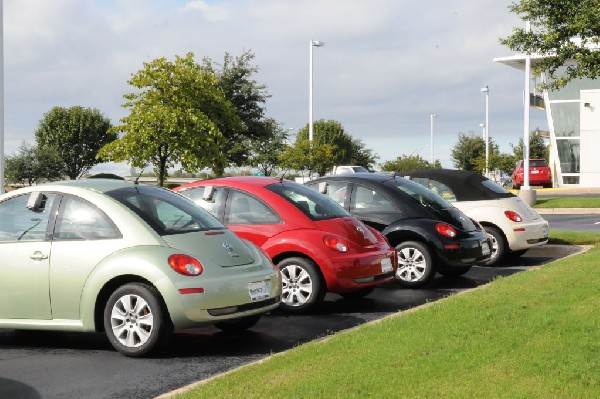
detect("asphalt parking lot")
(0, 244), (582, 399)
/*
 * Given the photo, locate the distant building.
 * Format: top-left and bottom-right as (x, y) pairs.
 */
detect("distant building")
(495, 55), (600, 187)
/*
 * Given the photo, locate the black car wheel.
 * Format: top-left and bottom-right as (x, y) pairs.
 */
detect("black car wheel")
(395, 241), (435, 288)
(277, 257), (325, 313)
(104, 283), (173, 357)
(215, 315), (262, 332)
(482, 226), (506, 266)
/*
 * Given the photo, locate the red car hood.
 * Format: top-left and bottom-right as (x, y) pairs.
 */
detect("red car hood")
(314, 216), (379, 246)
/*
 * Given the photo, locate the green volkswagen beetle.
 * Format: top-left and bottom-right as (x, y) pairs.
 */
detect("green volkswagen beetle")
(0, 179), (281, 357)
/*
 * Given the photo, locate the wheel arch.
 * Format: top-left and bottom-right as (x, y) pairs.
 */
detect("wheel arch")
(93, 275), (169, 333)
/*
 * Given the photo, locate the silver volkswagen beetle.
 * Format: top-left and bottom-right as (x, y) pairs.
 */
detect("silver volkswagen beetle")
(0, 179), (281, 357)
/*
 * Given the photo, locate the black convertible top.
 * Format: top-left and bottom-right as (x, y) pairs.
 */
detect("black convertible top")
(401, 169), (515, 201)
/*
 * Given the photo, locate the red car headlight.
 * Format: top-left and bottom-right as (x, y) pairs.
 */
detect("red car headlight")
(168, 254), (203, 276)
(323, 236), (349, 253)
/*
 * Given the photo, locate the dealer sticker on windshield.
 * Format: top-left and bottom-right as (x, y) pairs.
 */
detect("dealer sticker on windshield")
(381, 257), (393, 273)
(248, 281), (270, 302)
(481, 241), (491, 256)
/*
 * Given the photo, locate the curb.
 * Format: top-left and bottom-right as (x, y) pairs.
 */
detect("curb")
(535, 208), (600, 215)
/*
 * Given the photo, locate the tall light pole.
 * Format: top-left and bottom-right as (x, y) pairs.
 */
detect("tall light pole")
(430, 113), (436, 164)
(0, 0), (4, 194)
(481, 85), (489, 176)
(523, 21), (531, 190)
(309, 40), (324, 144)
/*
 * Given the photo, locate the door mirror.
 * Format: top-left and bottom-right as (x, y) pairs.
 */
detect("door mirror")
(202, 186), (216, 201)
(318, 182), (328, 194)
(26, 192), (46, 212)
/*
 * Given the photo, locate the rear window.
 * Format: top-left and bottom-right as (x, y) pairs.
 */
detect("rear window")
(106, 185), (224, 235)
(385, 176), (453, 211)
(530, 159), (549, 167)
(266, 181), (349, 221)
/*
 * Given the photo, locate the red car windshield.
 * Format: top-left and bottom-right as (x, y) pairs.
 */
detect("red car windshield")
(266, 182), (350, 221)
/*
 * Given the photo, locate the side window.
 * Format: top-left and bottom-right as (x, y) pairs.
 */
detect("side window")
(54, 196), (120, 240)
(0, 193), (56, 242)
(225, 190), (280, 225)
(411, 178), (456, 203)
(179, 186), (226, 219)
(351, 185), (395, 212)
(322, 181), (349, 206)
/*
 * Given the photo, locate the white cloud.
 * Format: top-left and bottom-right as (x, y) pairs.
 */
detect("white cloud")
(2, 0), (545, 170)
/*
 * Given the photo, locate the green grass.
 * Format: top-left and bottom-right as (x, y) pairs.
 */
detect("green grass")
(173, 232), (600, 399)
(534, 197), (600, 208)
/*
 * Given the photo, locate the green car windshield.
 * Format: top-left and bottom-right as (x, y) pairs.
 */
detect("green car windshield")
(106, 185), (225, 235)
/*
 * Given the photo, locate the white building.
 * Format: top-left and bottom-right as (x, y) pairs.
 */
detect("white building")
(495, 55), (600, 187)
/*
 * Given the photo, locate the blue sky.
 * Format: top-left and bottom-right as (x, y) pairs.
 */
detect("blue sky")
(3, 0), (548, 174)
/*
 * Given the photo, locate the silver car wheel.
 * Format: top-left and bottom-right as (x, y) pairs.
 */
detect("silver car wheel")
(396, 246), (427, 282)
(280, 264), (314, 307)
(110, 294), (154, 348)
(488, 233), (499, 261)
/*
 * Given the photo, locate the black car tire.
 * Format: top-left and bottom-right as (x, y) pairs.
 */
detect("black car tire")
(482, 226), (506, 266)
(394, 241), (435, 288)
(215, 315), (262, 332)
(339, 287), (375, 300)
(277, 257), (325, 313)
(104, 283), (173, 357)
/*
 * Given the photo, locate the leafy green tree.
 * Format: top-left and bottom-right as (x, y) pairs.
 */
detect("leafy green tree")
(202, 50), (271, 170)
(287, 119), (377, 176)
(35, 106), (115, 179)
(99, 53), (241, 186)
(500, 0), (600, 90)
(451, 133), (486, 171)
(5, 141), (64, 185)
(380, 154), (441, 172)
(348, 137), (379, 171)
(246, 118), (289, 176)
(279, 138), (336, 177)
(510, 130), (549, 160)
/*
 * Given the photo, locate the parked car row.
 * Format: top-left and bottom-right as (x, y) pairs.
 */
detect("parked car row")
(401, 169), (549, 266)
(0, 168), (547, 358)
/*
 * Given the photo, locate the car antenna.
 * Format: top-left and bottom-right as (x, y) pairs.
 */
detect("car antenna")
(134, 169), (144, 185)
(275, 171), (286, 182)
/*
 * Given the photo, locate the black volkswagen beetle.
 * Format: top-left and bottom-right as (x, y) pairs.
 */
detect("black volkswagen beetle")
(306, 173), (492, 288)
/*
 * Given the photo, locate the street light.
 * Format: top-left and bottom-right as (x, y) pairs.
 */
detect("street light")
(481, 85), (490, 176)
(309, 40), (324, 144)
(430, 113), (436, 164)
(0, 1), (4, 194)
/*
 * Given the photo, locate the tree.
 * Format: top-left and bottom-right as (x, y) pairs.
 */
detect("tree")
(202, 50), (271, 171)
(5, 141), (64, 185)
(279, 138), (336, 177)
(380, 154), (441, 172)
(348, 137), (379, 171)
(287, 119), (377, 176)
(35, 106), (115, 179)
(500, 0), (600, 90)
(246, 118), (289, 176)
(450, 133), (486, 171)
(510, 130), (549, 160)
(99, 53), (242, 187)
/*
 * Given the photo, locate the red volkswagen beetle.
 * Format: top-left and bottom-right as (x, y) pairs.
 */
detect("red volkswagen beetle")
(174, 177), (397, 313)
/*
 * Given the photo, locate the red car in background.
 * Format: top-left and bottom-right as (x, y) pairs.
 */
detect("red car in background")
(174, 177), (397, 313)
(512, 159), (553, 189)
